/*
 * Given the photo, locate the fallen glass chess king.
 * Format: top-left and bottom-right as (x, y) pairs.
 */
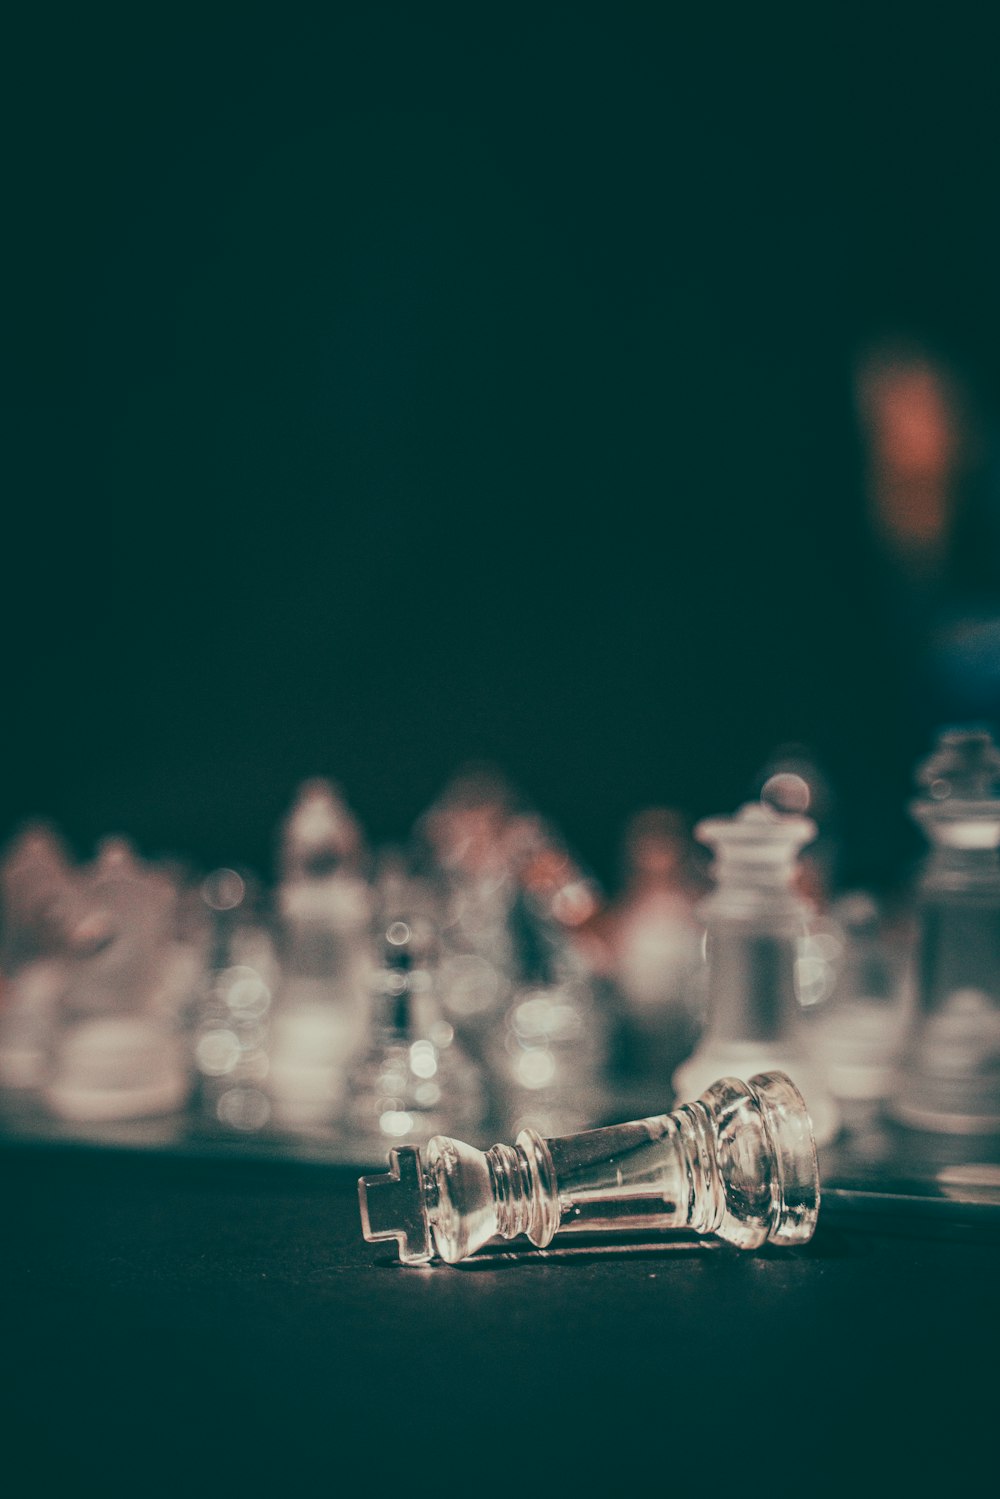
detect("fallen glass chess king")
(358, 1071), (819, 1264)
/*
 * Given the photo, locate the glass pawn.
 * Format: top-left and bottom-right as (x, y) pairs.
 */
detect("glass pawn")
(672, 804), (840, 1146)
(889, 727), (1000, 1133)
(344, 911), (485, 1159)
(268, 779), (374, 1131)
(359, 1069), (819, 1264)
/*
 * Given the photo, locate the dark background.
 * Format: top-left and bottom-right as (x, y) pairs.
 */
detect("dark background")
(5, 7), (1000, 889)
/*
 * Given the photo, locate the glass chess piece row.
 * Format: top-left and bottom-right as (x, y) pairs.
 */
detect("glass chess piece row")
(359, 1069), (820, 1264)
(3, 735), (999, 1152)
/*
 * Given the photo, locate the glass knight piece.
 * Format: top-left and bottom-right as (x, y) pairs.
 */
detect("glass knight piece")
(43, 839), (193, 1121)
(0, 823), (79, 1091)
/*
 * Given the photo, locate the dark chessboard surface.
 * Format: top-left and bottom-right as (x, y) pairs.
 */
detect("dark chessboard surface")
(2, 1125), (996, 1494)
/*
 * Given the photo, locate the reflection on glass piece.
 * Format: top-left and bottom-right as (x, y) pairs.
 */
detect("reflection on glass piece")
(358, 1070), (820, 1265)
(216, 1085), (271, 1132)
(762, 773), (812, 815)
(201, 869), (246, 912)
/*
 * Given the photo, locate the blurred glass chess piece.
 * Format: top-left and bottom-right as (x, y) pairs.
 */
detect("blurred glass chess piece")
(191, 868), (278, 1135)
(279, 776), (366, 883)
(593, 808), (704, 1099)
(418, 769), (521, 1062)
(359, 1069), (819, 1264)
(506, 810), (602, 938)
(484, 883), (609, 1139)
(344, 907), (485, 1159)
(757, 743), (839, 905)
(0, 823), (79, 1090)
(43, 839), (193, 1121)
(889, 727), (1000, 1132)
(808, 892), (907, 1102)
(0, 822), (77, 973)
(269, 781), (374, 1132)
(673, 805), (840, 1146)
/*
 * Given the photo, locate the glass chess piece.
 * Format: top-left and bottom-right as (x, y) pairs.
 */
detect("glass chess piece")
(0, 823), (79, 1091)
(268, 782), (374, 1132)
(594, 808), (705, 1100)
(672, 804), (840, 1146)
(358, 1069), (819, 1264)
(756, 742), (839, 907)
(506, 810), (603, 936)
(343, 909), (485, 1159)
(279, 776), (366, 884)
(889, 727), (1000, 1133)
(416, 768), (521, 1058)
(190, 868), (278, 1135)
(808, 892), (907, 1102)
(484, 884), (609, 1138)
(43, 838), (193, 1122)
(0, 822), (77, 973)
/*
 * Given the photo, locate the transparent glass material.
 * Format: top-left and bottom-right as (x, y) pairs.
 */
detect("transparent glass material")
(190, 870), (278, 1135)
(890, 729), (1000, 1133)
(809, 893), (907, 1102)
(483, 883), (608, 1138)
(344, 917), (485, 1157)
(673, 805), (839, 1146)
(0, 824), (77, 1089)
(359, 1069), (820, 1265)
(43, 840), (192, 1122)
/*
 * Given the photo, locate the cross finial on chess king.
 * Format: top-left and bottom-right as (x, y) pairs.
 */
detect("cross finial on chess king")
(358, 1146), (434, 1263)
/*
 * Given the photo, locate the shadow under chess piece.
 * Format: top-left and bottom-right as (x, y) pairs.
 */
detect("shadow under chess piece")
(359, 1070), (819, 1265)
